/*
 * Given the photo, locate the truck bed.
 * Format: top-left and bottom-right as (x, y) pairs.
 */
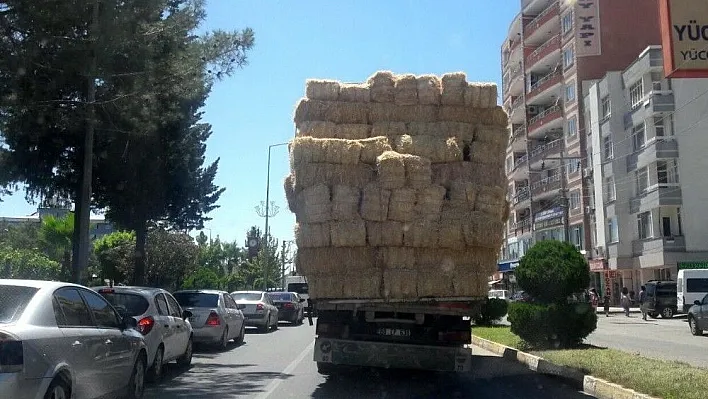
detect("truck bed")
(313, 296), (484, 317)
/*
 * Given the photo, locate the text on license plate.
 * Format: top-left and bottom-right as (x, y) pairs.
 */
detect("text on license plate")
(377, 328), (411, 337)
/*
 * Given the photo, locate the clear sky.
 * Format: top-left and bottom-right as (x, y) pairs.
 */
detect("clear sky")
(0, 0), (518, 245)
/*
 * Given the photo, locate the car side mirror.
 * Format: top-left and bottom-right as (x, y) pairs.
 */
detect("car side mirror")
(236, 304), (246, 310)
(122, 316), (138, 330)
(694, 300), (702, 306)
(182, 310), (193, 320)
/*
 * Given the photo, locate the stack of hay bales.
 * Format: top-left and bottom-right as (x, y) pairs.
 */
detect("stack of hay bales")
(286, 71), (509, 300)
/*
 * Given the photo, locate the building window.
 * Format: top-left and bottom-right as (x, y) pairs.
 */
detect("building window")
(608, 217), (619, 242)
(562, 12), (573, 35)
(629, 79), (644, 108)
(605, 177), (616, 202)
(506, 156), (513, 173)
(651, 72), (663, 91)
(655, 115), (672, 136)
(657, 160), (679, 184)
(563, 46), (574, 69)
(601, 96), (611, 120)
(567, 159), (580, 175)
(632, 123), (646, 151)
(637, 211), (653, 240)
(677, 207), (683, 235)
(570, 225), (583, 249)
(567, 116), (577, 137)
(565, 82), (576, 102)
(636, 167), (649, 195)
(570, 191), (581, 209)
(603, 135), (613, 159)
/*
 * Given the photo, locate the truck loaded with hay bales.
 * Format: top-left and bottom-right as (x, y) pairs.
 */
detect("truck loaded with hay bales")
(285, 71), (510, 374)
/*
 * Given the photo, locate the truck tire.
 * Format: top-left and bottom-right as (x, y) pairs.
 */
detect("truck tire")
(316, 362), (339, 376)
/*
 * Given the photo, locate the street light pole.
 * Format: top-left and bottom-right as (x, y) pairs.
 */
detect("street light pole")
(260, 142), (290, 291)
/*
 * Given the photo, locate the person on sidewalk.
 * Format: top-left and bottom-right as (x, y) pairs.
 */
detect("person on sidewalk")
(621, 287), (631, 317)
(603, 294), (610, 317)
(639, 285), (647, 320)
(589, 288), (599, 312)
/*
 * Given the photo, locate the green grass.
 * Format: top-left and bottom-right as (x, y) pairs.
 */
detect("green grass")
(473, 326), (708, 399)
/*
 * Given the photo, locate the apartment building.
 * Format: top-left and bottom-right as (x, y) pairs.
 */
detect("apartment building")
(497, 0), (662, 287)
(584, 45), (708, 302)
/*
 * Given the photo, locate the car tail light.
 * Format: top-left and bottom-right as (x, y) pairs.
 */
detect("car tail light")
(284, 302), (294, 309)
(205, 311), (221, 326)
(256, 303), (264, 311)
(0, 332), (23, 374)
(136, 316), (155, 335)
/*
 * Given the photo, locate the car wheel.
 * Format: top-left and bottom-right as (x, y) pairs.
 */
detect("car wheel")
(316, 362), (340, 376)
(272, 315), (279, 330)
(649, 312), (658, 319)
(258, 318), (269, 333)
(176, 338), (193, 369)
(127, 353), (146, 399)
(147, 345), (164, 382)
(219, 326), (230, 349)
(661, 307), (674, 319)
(44, 375), (71, 399)
(236, 323), (245, 345)
(689, 316), (703, 336)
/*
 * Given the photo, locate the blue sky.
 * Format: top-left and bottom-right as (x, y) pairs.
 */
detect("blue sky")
(0, 0), (518, 245)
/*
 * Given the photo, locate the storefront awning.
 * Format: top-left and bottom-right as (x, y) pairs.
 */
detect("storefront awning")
(488, 279), (502, 285)
(497, 260), (519, 273)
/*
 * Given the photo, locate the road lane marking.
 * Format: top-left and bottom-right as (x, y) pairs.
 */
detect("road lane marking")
(255, 339), (315, 399)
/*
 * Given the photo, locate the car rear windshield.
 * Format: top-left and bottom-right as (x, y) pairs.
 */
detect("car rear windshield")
(173, 292), (219, 308)
(287, 283), (308, 295)
(268, 293), (292, 301)
(98, 292), (149, 317)
(231, 292), (263, 301)
(0, 285), (39, 324)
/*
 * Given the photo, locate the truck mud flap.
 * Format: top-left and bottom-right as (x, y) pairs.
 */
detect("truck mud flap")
(314, 338), (471, 372)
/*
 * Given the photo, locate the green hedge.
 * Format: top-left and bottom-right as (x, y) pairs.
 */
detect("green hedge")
(508, 301), (597, 347)
(474, 298), (508, 325)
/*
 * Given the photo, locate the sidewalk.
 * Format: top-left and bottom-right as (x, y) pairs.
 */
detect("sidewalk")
(597, 306), (640, 314)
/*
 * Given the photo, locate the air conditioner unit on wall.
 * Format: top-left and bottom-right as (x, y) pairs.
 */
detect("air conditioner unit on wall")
(527, 105), (540, 115)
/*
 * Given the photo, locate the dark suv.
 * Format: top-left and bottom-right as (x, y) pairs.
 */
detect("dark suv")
(645, 280), (678, 318)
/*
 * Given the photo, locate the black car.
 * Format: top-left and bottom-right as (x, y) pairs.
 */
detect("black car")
(267, 292), (306, 324)
(645, 280), (678, 319)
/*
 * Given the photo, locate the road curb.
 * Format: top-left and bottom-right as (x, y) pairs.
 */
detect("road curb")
(471, 335), (659, 399)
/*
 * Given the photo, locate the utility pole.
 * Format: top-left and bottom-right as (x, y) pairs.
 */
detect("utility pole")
(541, 154), (583, 243)
(281, 240), (286, 290)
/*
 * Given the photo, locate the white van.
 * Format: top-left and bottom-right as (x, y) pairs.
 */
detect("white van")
(677, 269), (708, 313)
(285, 275), (309, 302)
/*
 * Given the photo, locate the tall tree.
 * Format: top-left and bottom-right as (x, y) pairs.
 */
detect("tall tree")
(38, 213), (74, 279)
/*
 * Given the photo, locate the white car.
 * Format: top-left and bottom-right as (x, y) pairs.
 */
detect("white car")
(173, 290), (246, 348)
(231, 291), (279, 333)
(94, 286), (193, 382)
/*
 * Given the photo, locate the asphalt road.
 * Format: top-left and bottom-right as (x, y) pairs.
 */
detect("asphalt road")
(145, 321), (592, 399)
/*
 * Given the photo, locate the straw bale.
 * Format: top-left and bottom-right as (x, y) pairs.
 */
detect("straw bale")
(331, 185), (361, 221)
(284, 174), (297, 212)
(394, 74), (418, 106)
(402, 154), (432, 188)
(403, 219), (438, 248)
(290, 137), (327, 165)
(441, 72), (467, 105)
(371, 122), (407, 137)
(452, 272), (489, 298)
(366, 221), (404, 247)
(376, 151), (406, 189)
(333, 124), (371, 140)
(367, 71), (396, 103)
(359, 137), (393, 164)
(296, 121), (336, 138)
(306, 79), (341, 101)
(470, 142), (505, 166)
(377, 247), (415, 269)
(456, 247), (501, 276)
(293, 99), (369, 124)
(339, 83), (371, 103)
(439, 105), (508, 126)
(474, 186), (507, 219)
(394, 135), (461, 163)
(323, 139), (362, 165)
(342, 273), (383, 299)
(464, 83), (498, 108)
(474, 125), (508, 147)
(292, 163), (375, 191)
(406, 122), (437, 136)
(449, 180), (477, 207)
(295, 184), (331, 223)
(368, 102), (396, 123)
(298, 247), (378, 276)
(463, 84), (481, 107)
(438, 222), (464, 248)
(417, 272), (454, 298)
(383, 270), (418, 299)
(502, 200), (511, 223)
(416, 75), (442, 105)
(445, 122), (476, 141)
(388, 188), (416, 222)
(414, 248), (480, 273)
(361, 183), (391, 221)
(462, 211), (505, 249)
(331, 219), (367, 247)
(440, 199), (472, 221)
(308, 277), (343, 299)
(431, 162), (506, 189)
(394, 105), (439, 123)
(337, 102), (370, 124)
(414, 185), (446, 217)
(295, 223), (331, 248)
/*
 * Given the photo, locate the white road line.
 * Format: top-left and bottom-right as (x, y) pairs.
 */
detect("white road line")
(254, 339), (315, 399)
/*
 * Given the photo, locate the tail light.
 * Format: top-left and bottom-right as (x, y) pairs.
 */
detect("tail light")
(205, 311), (221, 326)
(0, 332), (23, 374)
(256, 303), (264, 311)
(284, 302), (294, 309)
(136, 317), (155, 335)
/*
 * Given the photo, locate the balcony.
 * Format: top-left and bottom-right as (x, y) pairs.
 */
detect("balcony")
(503, 38), (523, 68)
(527, 105), (563, 137)
(531, 173), (562, 198)
(526, 70), (562, 102)
(503, 63), (524, 97)
(529, 138), (563, 164)
(509, 125), (527, 151)
(624, 91), (676, 129)
(626, 139), (680, 171)
(509, 217), (533, 236)
(509, 96), (526, 124)
(632, 236), (686, 256)
(525, 35), (561, 70)
(510, 154), (529, 180)
(629, 185), (683, 214)
(523, 2), (560, 44)
(512, 188), (531, 208)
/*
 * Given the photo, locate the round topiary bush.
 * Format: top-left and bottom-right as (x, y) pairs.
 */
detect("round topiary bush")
(508, 301), (597, 347)
(474, 298), (509, 325)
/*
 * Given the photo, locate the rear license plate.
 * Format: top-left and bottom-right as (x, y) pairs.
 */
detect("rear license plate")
(377, 328), (411, 337)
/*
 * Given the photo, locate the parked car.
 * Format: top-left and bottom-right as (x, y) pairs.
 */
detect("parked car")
(267, 292), (306, 324)
(688, 293), (708, 336)
(94, 286), (193, 381)
(644, 280), (678, 319)
(231, 291), (279, 333)
(172, 289), (245, 348)
(0, 279), (148, 399)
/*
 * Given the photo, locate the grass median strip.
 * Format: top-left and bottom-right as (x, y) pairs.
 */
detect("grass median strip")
(473, 326), (707, 399)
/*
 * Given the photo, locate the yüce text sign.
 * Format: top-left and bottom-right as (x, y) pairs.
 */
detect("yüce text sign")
(661, 0), (708, 77)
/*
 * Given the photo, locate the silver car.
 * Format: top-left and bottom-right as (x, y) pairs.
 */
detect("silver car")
(172, 290), (245, 348)
(231, 291), (279, 333)
(0, 279), (148, 399)
(94, 286), (194, 382)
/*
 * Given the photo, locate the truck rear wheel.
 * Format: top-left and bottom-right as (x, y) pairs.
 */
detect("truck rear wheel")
(316, 362), (339, 376)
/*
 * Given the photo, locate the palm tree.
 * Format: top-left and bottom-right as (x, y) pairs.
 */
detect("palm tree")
(39, 214), (74, 279)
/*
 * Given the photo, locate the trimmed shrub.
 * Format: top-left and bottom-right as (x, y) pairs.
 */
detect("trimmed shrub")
(508, 301), (597, 347)
(474, 298), (508, 325)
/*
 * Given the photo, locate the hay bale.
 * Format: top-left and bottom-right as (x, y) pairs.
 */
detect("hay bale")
(403, 219), (438, 248)
(290, 137), (327, 165)
(366, 221), (404, 246)
(402, 154), (432, 188)
(308, 276), (343, 299)
(394, 135), (461, 163)
(416, 75), (442, 105)
(339, 83), (370, 103)
(388, 188), (416, 222)
(295, 184), (331, 223)
(334, 124), (371, 140)
(293, 99), (369, 124)
(446, 122), (476, 141)
(383, 269), (418, 299)
(367, 71), (395, 103)
(295, 223), (331, 248)
(431, 162), (506, 189)
(463, 84), (481, 107)
(306, 79), (341, 101)
(299, 247), (378, 276)
(394, 105), (439, 123)
(337, 102), (370, 124)
(462, 211), (505, 249)
(470, 142), (504, 166)
(296, 121), (336, 138)
(438, 222), (464, 248)
(440, 199), (472, 221)
(323, 139), (362, 165)
(414, 185), (446, 217)
(474, 125), (508, 147)
(368, 102), (396, 123)
(441, 72), (467, 105)
(479, 83), (498, 108)
(371, 121), (407, 137)
(394, 74), (418, 106)
(292, 163), (375, 191)
(377, 247), (415, 269)
(342, 273), (383, 299)
(456, 248), (501, 276)
(452, 272), (489, 297)
(376, 151), (406, 189)
(360, 136), (393, 164)
(449, 180), (477, 206)
(406, 122), (437, 136)
(474, 186), (507, 219)
(331, 185), (361, 220)
(284, 174), (297, 212)
(417, 272), (454, 297)
(361, 183), (391, 221)
(331, 219), (367, 247)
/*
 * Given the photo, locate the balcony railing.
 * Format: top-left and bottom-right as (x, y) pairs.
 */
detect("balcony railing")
(524, 2), (560, 36)
(528, 104), (561, 126)
(530, 138), (562, 161)
(513, 189), (530, 205)
(527, 70), (562, 98)
(512, 218), (532, 229)
(525, 35), (561, 68)
(632, 236), (686, 256)
(513, 154), (529, 171)
(511, 95), (524, 111)
(512, 126), (526, 139)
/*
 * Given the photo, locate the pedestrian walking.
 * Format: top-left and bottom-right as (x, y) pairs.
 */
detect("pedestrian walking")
(639, 285), (647, 320)
(603, 294), (610, 317)
(621, 287), (631, 317)
(589, 288), (599, 312)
